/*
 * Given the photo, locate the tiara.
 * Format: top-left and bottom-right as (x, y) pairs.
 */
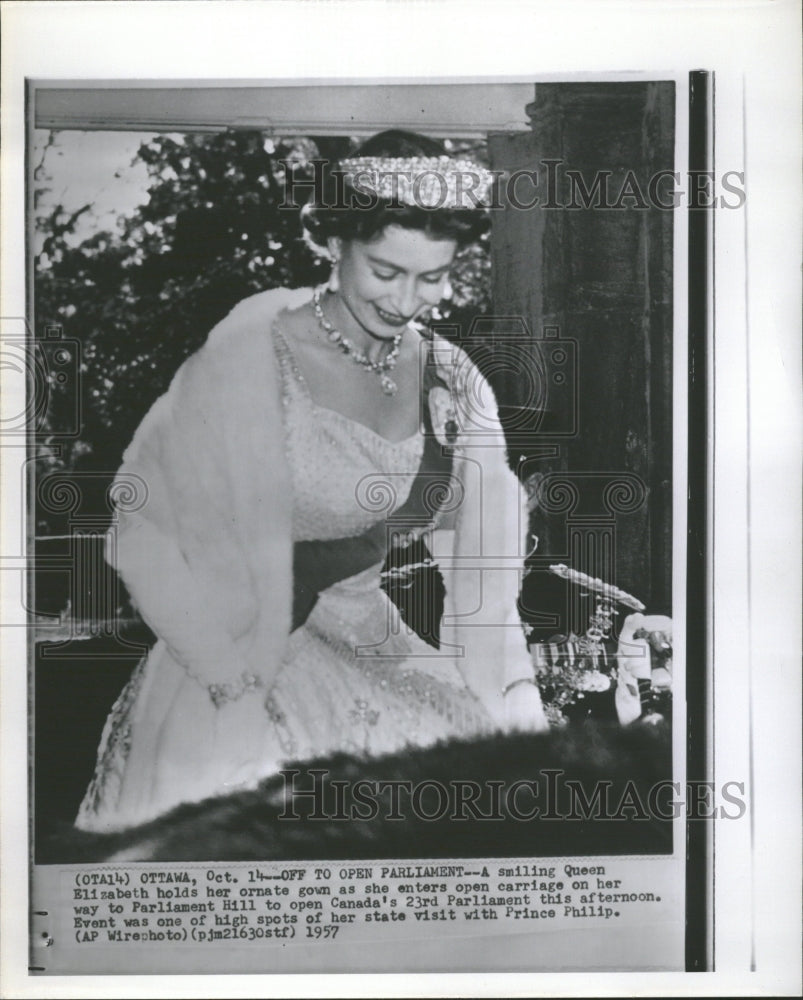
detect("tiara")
(338, 155), (494, 210)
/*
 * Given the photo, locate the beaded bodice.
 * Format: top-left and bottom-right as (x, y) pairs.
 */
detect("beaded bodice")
(271, 323), (425, 543)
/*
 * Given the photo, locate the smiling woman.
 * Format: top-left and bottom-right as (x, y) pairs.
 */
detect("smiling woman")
(75, 129), (548, 834)
(327, 228), (456, 338)
(278, 227), (458, 442)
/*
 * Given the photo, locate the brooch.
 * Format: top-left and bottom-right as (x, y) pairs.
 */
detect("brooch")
(428, 385), (461, 448)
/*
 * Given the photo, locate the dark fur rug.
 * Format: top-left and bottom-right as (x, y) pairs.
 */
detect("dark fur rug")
(40, 721), (673, 863)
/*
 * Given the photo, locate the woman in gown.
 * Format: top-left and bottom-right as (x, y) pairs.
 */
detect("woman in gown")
(76, 130), (549, 833)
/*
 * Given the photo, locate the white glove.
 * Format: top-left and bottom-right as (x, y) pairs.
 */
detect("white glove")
(615, 613), (673, 725)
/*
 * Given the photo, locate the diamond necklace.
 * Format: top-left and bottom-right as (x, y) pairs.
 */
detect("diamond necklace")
(312, 286), (403, 396)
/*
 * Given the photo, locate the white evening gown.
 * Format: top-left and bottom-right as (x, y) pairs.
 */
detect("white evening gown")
(76, 324), (493, 831)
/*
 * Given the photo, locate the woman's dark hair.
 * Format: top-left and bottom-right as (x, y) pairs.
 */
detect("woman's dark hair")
(301, 129), (490, 254)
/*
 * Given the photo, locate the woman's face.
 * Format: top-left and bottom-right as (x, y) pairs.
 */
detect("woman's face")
(330, 225), (457, 338)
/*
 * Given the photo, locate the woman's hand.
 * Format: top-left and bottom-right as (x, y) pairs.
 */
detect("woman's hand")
(150, 662), (273, 810)
(209, 691), (275, 790)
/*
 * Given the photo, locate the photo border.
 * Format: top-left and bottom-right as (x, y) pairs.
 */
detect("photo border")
(2, 1), (800, 997)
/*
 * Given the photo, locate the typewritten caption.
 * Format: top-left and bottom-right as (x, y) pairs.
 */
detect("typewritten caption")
(67, 861), (667, 946)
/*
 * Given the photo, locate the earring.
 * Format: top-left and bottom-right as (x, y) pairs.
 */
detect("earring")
(328, 258), (340, 293)
(442, 279), (453, 301)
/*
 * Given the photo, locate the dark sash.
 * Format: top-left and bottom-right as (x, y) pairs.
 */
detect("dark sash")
(291, 345), (453, 631)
